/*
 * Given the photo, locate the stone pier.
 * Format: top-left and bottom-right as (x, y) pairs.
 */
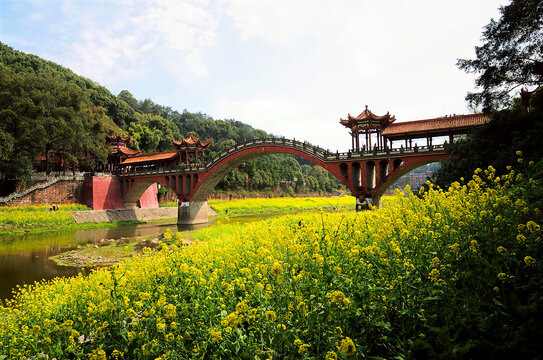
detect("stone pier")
(177, 201), (209, 224)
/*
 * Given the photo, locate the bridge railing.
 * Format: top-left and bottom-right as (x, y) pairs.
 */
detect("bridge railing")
(117, 137), (447, 176)
(206, 137), (446, 168)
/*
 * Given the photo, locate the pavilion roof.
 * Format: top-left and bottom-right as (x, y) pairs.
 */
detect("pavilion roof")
(381, 113), (490, 139)
(172, 135), (211, 149)
(340, 106), (396, 129)
(112, 147), (142, 156)
(120, 151), (178, 165)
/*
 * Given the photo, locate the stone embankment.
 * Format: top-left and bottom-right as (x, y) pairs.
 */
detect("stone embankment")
(71, 207), (178, 223)
(71, 206), (217, 223)
(0, 176), (85, 206)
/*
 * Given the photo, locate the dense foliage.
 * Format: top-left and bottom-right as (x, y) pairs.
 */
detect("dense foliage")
(434, 88), (543, 190)
(0, 67), (114, 178)
(0, 158), (541, 359)
(0, 42), (342, 194)
(457, 0), (543, 111)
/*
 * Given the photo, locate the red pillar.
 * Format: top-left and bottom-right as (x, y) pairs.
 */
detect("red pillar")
(375, 161), (381, 188)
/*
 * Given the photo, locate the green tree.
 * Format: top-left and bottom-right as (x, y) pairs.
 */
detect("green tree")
(457, 0), (543, 111)
(434, 88), (543, 188)
(0, 69), (46, 178)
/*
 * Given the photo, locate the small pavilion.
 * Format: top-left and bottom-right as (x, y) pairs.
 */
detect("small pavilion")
(119, 135), (211, 172)
(340, 106), (396, 152)
(106, 135), (142, 172)
(172, 135), (212, 166)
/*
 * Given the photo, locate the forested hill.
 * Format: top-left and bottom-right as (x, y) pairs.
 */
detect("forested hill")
(0, 42), (343, 195)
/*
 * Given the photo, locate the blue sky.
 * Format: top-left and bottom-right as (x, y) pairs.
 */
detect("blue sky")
(1, 0), (507, 150)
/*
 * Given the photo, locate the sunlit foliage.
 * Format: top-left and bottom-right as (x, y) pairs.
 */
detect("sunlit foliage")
(0, 204), (90, 229)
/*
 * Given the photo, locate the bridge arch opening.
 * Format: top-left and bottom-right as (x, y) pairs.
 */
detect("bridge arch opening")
(351, 162), (361, 188)
(189, 146), (353, 203)
(379, 160), (390, 181)
(339, 163), (349, 179)
(123, 179), (174, 209)
(393, 159), (403, 171)
(375, 160), (442, 200)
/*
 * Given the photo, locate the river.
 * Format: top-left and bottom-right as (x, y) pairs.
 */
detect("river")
(0, 213), (280, 301)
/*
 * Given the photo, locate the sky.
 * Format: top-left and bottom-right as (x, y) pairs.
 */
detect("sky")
(0, 0), (509, 151)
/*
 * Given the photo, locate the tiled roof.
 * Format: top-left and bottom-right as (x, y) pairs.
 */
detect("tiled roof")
(172, 135), (212, 149)
(340, 106), (396, 128)
(381, 113), (489, 137)
(115, 148), (141, 156)
(121, 151), (178, 165)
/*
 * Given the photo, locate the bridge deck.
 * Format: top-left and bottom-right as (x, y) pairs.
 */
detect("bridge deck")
(117, 138), (446, 177)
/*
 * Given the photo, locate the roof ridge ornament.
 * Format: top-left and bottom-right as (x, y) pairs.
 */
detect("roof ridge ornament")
(339, 105), (396, 129)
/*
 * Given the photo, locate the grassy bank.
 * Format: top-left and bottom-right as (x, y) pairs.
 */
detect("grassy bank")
(207, 196), (355, 215)
(0, 204), (90, 233)
(0, 162), (541, 359)
(1, 196), (355, 234)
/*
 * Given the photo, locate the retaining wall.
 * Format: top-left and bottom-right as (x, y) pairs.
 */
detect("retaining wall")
(71, 207), (178, 223)
(1, 179), (85, 207)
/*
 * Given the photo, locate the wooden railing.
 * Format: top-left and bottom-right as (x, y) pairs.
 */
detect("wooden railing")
(117, 137), (447, 177)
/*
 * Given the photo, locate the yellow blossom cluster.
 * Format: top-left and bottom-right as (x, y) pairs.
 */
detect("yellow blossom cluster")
(0, 164), (541, 358)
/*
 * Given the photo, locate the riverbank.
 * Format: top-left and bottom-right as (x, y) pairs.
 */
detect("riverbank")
(2, 166), (541, 358)
(50, 232), (191, 267)
(0, 196), (356, 234)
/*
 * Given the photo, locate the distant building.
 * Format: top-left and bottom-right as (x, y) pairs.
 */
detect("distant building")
(409, 172), (433, 189)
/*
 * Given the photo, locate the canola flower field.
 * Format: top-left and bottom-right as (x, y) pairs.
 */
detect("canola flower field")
(207, 196), (356, 215)
(0, 161), (542, 359)
(0, 204), (90, 231)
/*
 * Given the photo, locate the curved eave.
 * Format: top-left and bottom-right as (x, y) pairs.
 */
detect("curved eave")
(120, 151), (178, 166)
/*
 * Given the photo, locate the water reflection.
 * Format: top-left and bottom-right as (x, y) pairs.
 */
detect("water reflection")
(0, 212), (290, 300)
(0, 219), (220, 300)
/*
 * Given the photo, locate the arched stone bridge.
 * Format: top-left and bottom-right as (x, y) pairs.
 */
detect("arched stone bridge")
(118, 138), (449, 224)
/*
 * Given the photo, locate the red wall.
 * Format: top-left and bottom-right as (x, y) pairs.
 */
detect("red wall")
(139, 183), (159, 208)
(84, 176), (124, 210)
(83, 177), (158, 210)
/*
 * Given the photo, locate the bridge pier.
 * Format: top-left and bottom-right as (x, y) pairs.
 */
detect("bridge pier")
(372, 195), (381, 209)
(355, 194), (382, 211)
(178, 201), (208, 224)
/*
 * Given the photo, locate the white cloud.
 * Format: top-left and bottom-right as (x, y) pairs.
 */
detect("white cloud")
(51, 0), (219, 87)
(212, 0), (509, 150)
(212, 97), (348, 150)
(29, 12), (43, 21)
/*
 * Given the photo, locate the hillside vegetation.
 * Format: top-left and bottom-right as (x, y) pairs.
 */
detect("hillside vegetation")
(0, 42), (343, 195)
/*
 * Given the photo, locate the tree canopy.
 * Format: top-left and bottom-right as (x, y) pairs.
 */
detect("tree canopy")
(457, 0), (543, 111)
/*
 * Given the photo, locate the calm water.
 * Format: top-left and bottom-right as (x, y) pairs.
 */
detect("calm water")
(0, 213), (287, 301)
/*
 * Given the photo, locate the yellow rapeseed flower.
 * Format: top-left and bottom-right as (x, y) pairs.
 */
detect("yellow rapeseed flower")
(265, 310), (277, 322)
(524, 256), (537, 267)
(338, 337), (356, 356)
(271, 262), (284, 277)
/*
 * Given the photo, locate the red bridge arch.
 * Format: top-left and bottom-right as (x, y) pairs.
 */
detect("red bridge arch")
(119, 138), (449, 210)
